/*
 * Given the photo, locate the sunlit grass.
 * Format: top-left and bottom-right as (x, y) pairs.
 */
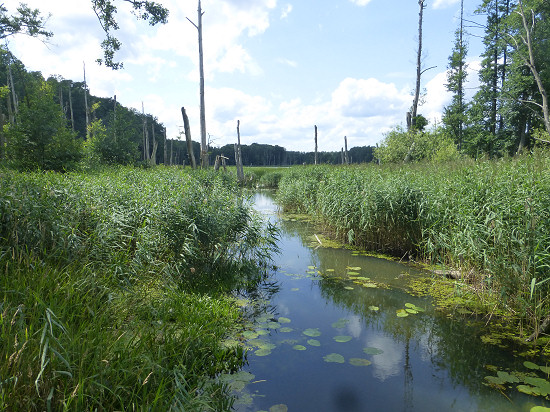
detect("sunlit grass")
(0, 166), (277, 410)
(276, 152), (550, 336)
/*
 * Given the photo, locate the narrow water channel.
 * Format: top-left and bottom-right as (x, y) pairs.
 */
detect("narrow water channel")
(226, 191), (538, 412)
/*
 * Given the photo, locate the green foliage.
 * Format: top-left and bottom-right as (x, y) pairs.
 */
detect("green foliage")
(0, 3), (52, 40)
(0, 166), (278, 410)
(6, 80), (82, 171)
(374, 125), (460, 164)
(276, 154), (550, 334)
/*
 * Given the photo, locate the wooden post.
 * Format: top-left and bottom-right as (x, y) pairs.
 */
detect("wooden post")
(181, 106), (197, 169)
(235, 120), (244, 182)
(344, 136), (349, 165)
(83, 62), (90, 139)
(163, 128), (168, 165)
(314, 125), (318, 165)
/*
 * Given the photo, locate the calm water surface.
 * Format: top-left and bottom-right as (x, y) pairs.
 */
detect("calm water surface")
(228, 192), (539, 412)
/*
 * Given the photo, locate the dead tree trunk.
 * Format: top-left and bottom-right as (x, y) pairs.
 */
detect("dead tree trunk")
(83, 62), (90, 139)
(235, 120), (244, 182)
(314, 125), (318, 165)
(170, 139), (174, 166)
(0, 113), (5, 161)
(150, 123), (157, 166)
(69, 82), (75, 131)
(163, 128), (168, 165)
(344, 136), (349, 165)
(181, 106), (197, 169)
(142, 102), (149, 161)
(188, 0), (208, 168)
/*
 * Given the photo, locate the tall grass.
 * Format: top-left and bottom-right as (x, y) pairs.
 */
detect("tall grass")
(0, 166), (276, 410)
(276, 153), (550, 334)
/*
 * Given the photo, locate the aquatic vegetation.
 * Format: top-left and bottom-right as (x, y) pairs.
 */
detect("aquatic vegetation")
(485, 361), (550, 399)
(334, 335), (353, 343)
(349, 358), (372, 366)
(363, 347), (384, 355)
(307, 339), (321, 346)
(293, 345), (307, 351)
(323, 353), (345, 363)
(303, 328), (322, 337)
(276, 157), (550, 338)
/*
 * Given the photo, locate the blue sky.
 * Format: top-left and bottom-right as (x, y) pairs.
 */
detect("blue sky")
(4, 0), (485, 151)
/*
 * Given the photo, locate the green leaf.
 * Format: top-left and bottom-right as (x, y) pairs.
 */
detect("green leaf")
(303, 328), (321, 337)
(363, 347), (384, 355)
(524, 361), (540, 370)
(255, 348), (272, 357)
(278, 317), (291, 323)
(396, 309), (409, 317)
(292, 345), (307, 351)
(307, 339), (321, 346)
(331, 319), (349, 329)
(333, 335), (352, 343)
(323, 353), (345, 363)
(349, 358), (372, 366)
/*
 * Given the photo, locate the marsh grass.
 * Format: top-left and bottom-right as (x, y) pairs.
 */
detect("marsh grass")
(276, 153), (550, 336)
(0, 166), (276, 410)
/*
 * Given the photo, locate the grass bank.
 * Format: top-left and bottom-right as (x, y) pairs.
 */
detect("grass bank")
(0, 166), (277, 411)
(276, 153), (550, 340)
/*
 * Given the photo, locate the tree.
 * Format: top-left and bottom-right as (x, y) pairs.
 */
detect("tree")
(187, 0), (208, 168)
(0, 3), (52, 40)
(443, 0), (469, 151)
(506, 0), (550, 139)
(7, 80), (82, 171)
(91, 0), (169, 69)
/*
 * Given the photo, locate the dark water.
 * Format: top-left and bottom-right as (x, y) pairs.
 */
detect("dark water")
(228, 192), (542, 412)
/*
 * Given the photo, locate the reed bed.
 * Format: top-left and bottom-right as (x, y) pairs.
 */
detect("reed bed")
(0, 166), (277, 411)
(276, 153), (550, 335)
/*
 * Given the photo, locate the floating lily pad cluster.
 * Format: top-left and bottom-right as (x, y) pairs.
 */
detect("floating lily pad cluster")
(396, 303), (426, 317)
(484, 361), (550, 400)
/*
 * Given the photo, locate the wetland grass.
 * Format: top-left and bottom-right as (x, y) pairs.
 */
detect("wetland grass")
(276, 153), (550, 339)
(0, 166), (277, 410)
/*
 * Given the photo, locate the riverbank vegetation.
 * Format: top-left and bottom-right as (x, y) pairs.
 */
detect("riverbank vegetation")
(0, 166), (277, 410)
(276, 153), (550, 343)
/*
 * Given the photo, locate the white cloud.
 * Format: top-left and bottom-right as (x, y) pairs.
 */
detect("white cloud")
(281, 4), (293, 19)
(349, 0), (373, 6)
(432, 0), (460, 10)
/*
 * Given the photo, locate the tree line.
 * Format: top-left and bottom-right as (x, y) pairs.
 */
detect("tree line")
(376, 0), (550, 163)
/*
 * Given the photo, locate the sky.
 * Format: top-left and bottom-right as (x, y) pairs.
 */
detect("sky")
(3, 0), (486, 152)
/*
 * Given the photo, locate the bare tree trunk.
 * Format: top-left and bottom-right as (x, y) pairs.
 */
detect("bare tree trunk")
(170, 139), (174, 166)
(181, 106), (197, 169)
(163, 128), (168, 165)
(314, 125), (318, 165)
(69, 82), (75, 131)
(83, 62), (90, 139)
(150, 123), (157, 165)
(113, 95), (117, 143)
(8, 62), (18, 118)
(0, 112), (5, 161)
(344, 136), (349, 165)
(235, 120), (244, 182)
(341, 148), (344, 164)
(142, 102), (149, 161)
(188, 0), (208, 168)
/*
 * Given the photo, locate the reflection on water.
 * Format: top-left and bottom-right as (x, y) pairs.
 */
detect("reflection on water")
(231, 191), (534, 412)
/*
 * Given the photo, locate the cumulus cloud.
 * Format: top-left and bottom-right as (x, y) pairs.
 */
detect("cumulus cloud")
(349, 0), (373, 6)
(281, 4), (293, 19)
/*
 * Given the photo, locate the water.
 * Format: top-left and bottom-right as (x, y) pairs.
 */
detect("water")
(228, 191), (541, 412)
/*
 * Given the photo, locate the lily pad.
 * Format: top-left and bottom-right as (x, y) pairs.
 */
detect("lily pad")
(396, 309), (409, 317)
(278, 317), (291, 323)
(255, 348), (272, 357)
(269, 405), (288, 412)
(256, 329), (269, 336)
(242, 330), (259, 339)
(293, 345), (307, 351)
(347, 266), (362, 271)
(333, 335), (353, 343)
(248, 340), (276, 350)
(323, 353), (345, 363)
(307, 266), (316, 270)
(267, 322), (281, 329)
(363, 347), (384, 355)
(344, 286), (355, 290)
(280, 327), (293, 333)
(347, 271), (360, 276)
(349, 358), (372, 366)
(531, 407), (550, 412)
(405, 308), (418, 314)
(303, 328), (322, 337)
(291, 288), (300, 292)
(496, 371), (520, 383)
(363, 282), (378, 288)
(331, 319), (350, 329)
(368, 306), (380, 311)
(326, 269), (335, 272)
(307, 339), (321, 346)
